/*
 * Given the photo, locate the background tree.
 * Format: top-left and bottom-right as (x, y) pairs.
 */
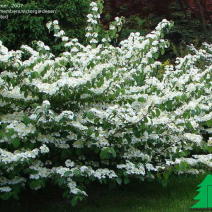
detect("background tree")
(0, 0), (91, 54)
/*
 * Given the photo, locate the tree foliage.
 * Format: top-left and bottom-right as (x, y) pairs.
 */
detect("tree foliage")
(0, 0), (90, 54)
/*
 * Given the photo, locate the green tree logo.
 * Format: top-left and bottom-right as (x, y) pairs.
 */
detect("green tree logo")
(191, 174), (212, 209)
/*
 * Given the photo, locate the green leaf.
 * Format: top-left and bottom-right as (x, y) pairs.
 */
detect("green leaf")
(86, 111), (95, 120)
(31, 72), (39, 79)
(102, 120), (111, 129)
(116, 177), (122, 185)
(155, 109), (160, 117)
(138, 97), (146, 103)
(64, 171), (72, 177)
(24, 92), (28, 98)
(87, 128), (93, 136)
(178, 161), (189, 171)
(183, 111), (190, 119)
(7, 128), (15, 137)
(71, 196), (78, 207)
(133, 127), (141, 138)
(185, 121), (193, 130)
(22, 116), (31, 126)
(206, 119), (212, 127)
(0, 191), (13, 200)
(143, 117), (148, 123)
(100, 147), (116, 160)
(29, 179), (44, 190)
(11, 138), (20, 148)
(71, 195), (84, 207)
(96, 78), (104, 87)
(124, 177), (130, 184)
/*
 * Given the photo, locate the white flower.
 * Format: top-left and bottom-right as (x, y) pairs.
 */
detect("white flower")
(65, 160), (75, 168)
(90, 39), (98, 44)
(86, 26), (92, 31)
(44, 45), (50, 51)
(62, 36), (69, 42)
(184, 133), (202, 145)
(53, 20), (59, 25)
(90, 2), (97, 7)
(92, 20), (98, 24)
(85, 33), (91, 38)
(59, 30), (65, 36)
(109, 25), (116, 30)
(87, 14), (93, 19)
(92, 7), (98, 11)
(208, 137), (212, 146)
(43, 100), (50, 106)
(0, 186), (12, 192)
(46, 22), (52, 30)
(115, 17), (120, 22)
(64, 42), (72, 48)
(71, 47), (79, 52)
(152, 40), (159, 45)
(72, 38), (78, 42)
(40, 145), (49, 154)
(102, 38), (107, 42)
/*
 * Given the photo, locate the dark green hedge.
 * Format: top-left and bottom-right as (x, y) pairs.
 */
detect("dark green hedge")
(0, 0), (90, 54)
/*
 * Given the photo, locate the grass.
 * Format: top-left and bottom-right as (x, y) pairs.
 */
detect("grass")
(0, 174), (210, 212)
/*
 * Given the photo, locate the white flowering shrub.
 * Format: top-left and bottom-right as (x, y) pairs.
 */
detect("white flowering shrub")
(0, 0), (211, 205)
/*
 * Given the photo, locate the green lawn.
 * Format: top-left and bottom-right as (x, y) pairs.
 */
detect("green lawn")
(0, 174), (210, 212)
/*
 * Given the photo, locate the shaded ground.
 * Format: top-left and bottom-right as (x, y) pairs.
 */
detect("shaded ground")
(0, 174), (209, 212)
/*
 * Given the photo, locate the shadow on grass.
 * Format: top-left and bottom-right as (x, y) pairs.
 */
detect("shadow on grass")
(0, 174), (208, 212)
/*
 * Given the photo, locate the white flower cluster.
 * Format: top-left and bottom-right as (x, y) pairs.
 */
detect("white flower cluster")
(86, 2), (101, 44)
(0, 186), (12, 193)
(0, 0), (211, 204)
(6, 121), (36, 138)
(171, 154), (212, 171)
(117, 161), (146, 175)
(67, 178), (86, 195)
(0, 145), (49, 164)
(0, 177), (26, 194)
